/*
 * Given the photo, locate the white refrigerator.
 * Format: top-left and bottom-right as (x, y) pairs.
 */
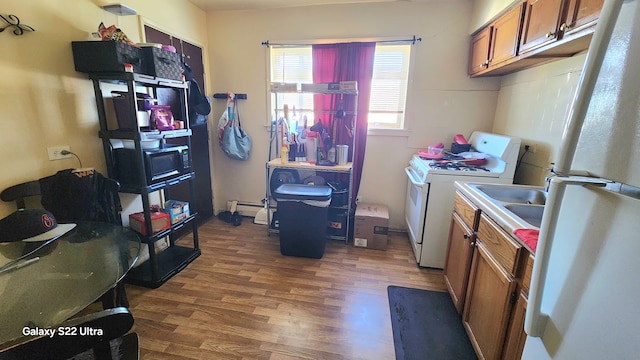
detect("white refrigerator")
(523, 0), (640, 359)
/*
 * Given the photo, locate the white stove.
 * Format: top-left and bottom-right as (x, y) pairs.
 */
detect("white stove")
(405, 132), (521, 268)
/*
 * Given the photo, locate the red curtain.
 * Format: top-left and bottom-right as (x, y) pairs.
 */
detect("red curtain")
(312, 42), (375, 205)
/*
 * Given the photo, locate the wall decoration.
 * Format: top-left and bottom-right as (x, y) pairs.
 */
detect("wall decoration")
(1, 14), (35, 36)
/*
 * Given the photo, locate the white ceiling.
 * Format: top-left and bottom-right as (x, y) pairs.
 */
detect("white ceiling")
(187, 0), (418, 12)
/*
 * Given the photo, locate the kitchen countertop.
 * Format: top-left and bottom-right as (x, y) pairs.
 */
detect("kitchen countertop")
(454, 181), (543, 254)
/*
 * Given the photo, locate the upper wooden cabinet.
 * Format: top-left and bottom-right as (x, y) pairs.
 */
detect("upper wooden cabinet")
(519, 0), (565, 53)
(490, 3), (526, 68)
(469, 0), (603, 77)
(469, 3), (524, 76)
(563, 0), (604, 36)
(520, 0), (603, 55)
(469, 26), (492, 75)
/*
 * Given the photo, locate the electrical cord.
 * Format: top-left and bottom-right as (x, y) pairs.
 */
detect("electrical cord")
(60, 150), (83, 168)
(515, 145), (530, 173)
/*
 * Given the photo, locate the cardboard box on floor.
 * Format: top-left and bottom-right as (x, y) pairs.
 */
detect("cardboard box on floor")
(354, 203), (389, 250)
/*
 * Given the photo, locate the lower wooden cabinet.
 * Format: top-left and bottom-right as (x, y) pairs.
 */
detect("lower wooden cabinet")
(502, 291), (528, 360)
(444, 212), (475, 314)
(445, 192), (533, 360)
(463, 242), (517, 360)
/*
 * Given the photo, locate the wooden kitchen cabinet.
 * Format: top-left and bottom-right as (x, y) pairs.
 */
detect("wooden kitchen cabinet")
(469, 0), (602, 77)
(520, 0), (565, 54)
(502, 291), (528, 360)
(563, 0), (604, 36)
(469, 26), (492, 75)
(469, 2), (524, 76)
(489, 3), (525, 68)
(446, 190), (535, 359)
(520, 0), (603, 55)
(463, 213), (523, 360)
(501, 253), (534, 359)
(463, 241), (517, 360)
(444, 212), (476, 314)
(445, 192), (479, 313)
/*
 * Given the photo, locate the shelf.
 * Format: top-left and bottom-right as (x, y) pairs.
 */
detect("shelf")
(100, 129), (192, 141)
(267, 159), (353, 173)
(119, 172), (195, 194)
(125, 245), (201, 288)
(136, 212), (198, 244)
(268, 84), (356, 245)
(89, 72), (188, 89)
(89, 70), (200, 289)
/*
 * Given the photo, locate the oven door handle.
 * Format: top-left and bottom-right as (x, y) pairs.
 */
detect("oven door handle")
(405, 167), (423, 188)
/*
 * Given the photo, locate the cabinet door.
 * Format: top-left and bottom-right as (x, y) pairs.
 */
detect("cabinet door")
(463, 242), (516, 360)
(444, 212), (475, 314)
(561, 0), (603, 36)
(469, 26), (492, 76)
(520, 0), (565, 54)
(489, 3), (525, 67)
(502, 291), (528, 360)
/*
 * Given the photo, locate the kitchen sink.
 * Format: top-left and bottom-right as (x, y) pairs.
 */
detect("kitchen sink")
(504, 204), (545, 228)
(475, 184), (547, 205)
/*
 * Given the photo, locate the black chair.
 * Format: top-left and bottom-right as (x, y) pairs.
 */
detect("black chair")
(0, 169), (130, 308)
(0, 307), (139, 360)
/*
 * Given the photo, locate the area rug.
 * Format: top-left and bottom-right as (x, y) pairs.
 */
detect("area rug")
(387, 286), (477, 360)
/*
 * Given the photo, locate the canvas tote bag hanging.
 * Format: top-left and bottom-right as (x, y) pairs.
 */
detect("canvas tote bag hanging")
(221, 101), (251, 161)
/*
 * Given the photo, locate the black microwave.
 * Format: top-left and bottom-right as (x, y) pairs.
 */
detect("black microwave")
(113, 145), (191, 186)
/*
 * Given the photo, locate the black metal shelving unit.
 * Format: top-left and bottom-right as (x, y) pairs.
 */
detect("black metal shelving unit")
(88, 72), (200, 289)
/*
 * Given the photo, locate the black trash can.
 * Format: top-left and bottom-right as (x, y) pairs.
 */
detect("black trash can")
(273, 184), (332, 259)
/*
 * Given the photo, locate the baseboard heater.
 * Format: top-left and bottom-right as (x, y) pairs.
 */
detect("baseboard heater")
(226, 201), (264, 217)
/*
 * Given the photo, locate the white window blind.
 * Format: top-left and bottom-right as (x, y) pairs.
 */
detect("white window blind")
(269, 43), (411, 130)
(270, 46), (314, 127)
(368, 44), (411, 129)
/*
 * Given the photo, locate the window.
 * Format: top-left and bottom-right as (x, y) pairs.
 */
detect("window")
(368, 44), (411, 129)
(269, 43), (411, 130)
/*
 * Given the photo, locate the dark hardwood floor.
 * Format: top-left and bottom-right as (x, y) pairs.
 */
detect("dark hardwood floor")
(125, 217), (447, 359)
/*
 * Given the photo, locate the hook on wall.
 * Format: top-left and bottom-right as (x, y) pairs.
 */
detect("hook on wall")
(1, 14), (35, 36)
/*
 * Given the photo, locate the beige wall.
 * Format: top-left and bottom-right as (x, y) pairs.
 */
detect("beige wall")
(1, 0), (585, 230)
(205, 1), (500, 229)
(0, 0), (207, 218)
(468, 0), (588, 186)
(493, 55), (587, 185)
(468, 0), (522, 32)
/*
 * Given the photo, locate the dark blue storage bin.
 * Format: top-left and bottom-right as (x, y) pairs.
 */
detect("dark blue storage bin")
(273, 184), (332, 259)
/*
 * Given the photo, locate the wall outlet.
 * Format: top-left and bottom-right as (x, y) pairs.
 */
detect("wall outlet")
(47, 146), (72, 160)
(524, 143), (537, 154)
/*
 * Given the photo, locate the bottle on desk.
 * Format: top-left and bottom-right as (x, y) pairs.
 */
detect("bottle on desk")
(281, 141), (289, 164)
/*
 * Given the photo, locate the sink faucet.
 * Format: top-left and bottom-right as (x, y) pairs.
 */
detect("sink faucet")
(544, 163), (559, 192)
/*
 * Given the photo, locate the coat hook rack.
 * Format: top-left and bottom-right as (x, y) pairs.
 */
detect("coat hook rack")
(0, 14), (35, 36)
(213, 93), (247, 100)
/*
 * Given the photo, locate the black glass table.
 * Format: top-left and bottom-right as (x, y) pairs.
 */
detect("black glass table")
(0, 222), (140, 346)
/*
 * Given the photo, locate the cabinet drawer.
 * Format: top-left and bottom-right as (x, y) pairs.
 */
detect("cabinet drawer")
(454, 192), (479, 230)
(477, 213), (522, 276)
(521, 253), (534, 295)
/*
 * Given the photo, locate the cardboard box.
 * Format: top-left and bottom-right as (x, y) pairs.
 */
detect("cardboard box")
(129, 211), (171, 236)
(165, 200), (190, 224)
(353, 203), (389, 250)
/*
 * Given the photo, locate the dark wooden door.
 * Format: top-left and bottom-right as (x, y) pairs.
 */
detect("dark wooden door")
(144, 25), (214, 230)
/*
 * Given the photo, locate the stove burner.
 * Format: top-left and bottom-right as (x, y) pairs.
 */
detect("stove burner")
(429, 161), (490, 172)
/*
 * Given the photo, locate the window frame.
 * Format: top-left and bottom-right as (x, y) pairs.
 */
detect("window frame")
(267, 41), (412, 131)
